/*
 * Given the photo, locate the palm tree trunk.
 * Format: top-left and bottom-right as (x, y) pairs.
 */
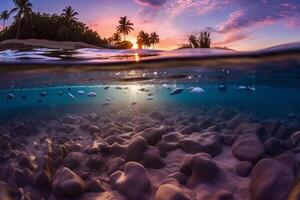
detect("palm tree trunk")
(123, 33), (126, 42)
(2, 20), (4, 30)
(16, 18), (21, 39)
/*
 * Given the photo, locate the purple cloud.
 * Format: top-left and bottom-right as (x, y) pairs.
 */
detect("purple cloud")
(214, 32), (249, 46)
(135, 0), (167, 7)
(220, 0), (300, 33)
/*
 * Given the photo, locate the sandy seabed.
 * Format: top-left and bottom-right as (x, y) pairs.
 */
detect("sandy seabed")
(0, 105), (300, 200)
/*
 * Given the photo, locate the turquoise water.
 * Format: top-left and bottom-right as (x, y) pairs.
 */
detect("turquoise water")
(1, 46), (300, 200)
(0, 46), (300, 120)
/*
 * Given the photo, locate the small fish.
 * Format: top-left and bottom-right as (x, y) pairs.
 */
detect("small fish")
(105, 97), (113, 101)
(68, 87), (72, 91)
(237, 86), (247, 90)
(131, 102), (137, 106)
(77, 90), (85, 95)
(102, 102), (110, 106)
(187, 87), (205, 93)
(237, 86), (255, 92)
(115, 87), (122, 90)
(218, 85), (226, 91)
(22, 95), (26, 100)
(88, 92), (97, 97)
(148, 93), (154, 96)
(247, 87), (256, 91)
(40, 92), (48, 97)
(171, 88), (184, 95)
(104, 86), (109, 90)
(146, 97), (154, 100)
(68, 93), (75, 99)
(139, 88), (147, 92)
(59, 91), (64, 96)
(37, 99), (42, 103)
(6, 94), (15, 101)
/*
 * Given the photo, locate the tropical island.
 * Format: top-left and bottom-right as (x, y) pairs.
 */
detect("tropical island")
(0, 0), (211, 50)
(0, 0), (160, 50)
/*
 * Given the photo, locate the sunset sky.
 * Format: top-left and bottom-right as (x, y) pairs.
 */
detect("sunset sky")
(1, 0), (300, 51)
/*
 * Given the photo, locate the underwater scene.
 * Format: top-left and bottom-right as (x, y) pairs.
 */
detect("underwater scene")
(1, 46), (300, 200)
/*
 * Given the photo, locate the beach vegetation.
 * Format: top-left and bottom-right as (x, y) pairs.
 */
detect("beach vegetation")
(0, 10), (10, 30)
(0, 11), (108, 47)
(149, 32), (159, 49)
(0, 1), (160, 49)
(180, 31), (211, 49)
(137, 31), (150, 49)
(116, 16), (134, 42)
(10, 0), (33, 39)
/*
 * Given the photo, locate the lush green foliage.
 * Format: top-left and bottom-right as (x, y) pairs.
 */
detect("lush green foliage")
(0, 12), (108, 47)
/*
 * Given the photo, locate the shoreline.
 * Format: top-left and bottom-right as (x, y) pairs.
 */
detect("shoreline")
(0, 39), (104, 50)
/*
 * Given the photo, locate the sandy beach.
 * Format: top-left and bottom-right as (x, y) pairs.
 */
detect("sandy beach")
(0, 39), (103, 50)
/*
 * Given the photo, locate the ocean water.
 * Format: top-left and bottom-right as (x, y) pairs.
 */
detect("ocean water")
(1, 45), (300, 200)
(0, 46), (300, 120)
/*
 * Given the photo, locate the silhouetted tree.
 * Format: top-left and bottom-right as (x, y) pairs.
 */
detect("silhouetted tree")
(112, 32), (121, 44)
(184, 32), (211, 49)
(199, 31), (210, 48)
(137, 31), (150, 49)
(0, 10), (10, 30)
(136, 38), (143, 49)
(0, 12), (108, 47)
(61, 6), (78, 23)
(188, 35), (200, 48)
(149, 32), (159, 49)
(116, 16), (134, 41)
(10, 0), (33, 39)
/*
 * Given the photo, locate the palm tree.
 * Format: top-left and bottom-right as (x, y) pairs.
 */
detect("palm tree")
(188, 35), (200, 48)
(10, 0), (33, 39)
(61, 6), (78, 23)
(149, 32), (159, 49)
(116, 16), (134, 41)
(137, 31), (150, 49)
(0, 10), (10, 30)
(199, 31), (211, 48)
(136, 38), (143, 49)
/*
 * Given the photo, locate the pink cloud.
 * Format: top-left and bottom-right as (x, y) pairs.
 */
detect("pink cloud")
(214, 32), (249, 46)
(219, 0), (300, 33)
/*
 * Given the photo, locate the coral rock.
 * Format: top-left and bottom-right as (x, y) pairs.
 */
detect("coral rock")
(155, 183), (190, 200)
(232, 134), (265, 163)
(235, 161), (253, 177)
(110, 162), (151, 200)
(179, 132), (223, 156)
(250, 158), (294, 200)
(52, 167), (87, 198)
(180, 153), (221, 187)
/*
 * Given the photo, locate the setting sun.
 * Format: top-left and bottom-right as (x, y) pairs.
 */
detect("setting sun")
(128, 37), (138, 49)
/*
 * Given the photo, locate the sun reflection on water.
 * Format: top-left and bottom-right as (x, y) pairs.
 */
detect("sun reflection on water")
(134, 53), (139, 62)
